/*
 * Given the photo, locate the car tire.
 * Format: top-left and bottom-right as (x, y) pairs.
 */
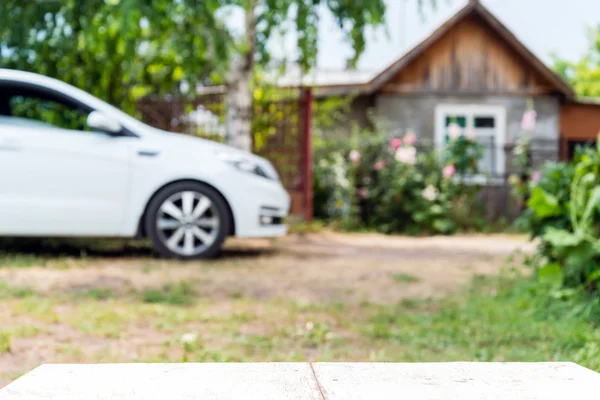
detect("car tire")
(145, 182), (230, 259)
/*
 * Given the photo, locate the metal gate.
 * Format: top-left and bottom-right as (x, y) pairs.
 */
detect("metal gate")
(137, 87), (313, 222)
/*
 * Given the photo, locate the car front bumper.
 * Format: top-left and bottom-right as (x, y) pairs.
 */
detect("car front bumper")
(225, 178), (291, 238)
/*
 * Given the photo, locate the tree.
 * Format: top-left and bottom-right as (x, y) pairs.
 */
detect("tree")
(223, 0), (393, 151)
(553, 26), (600, 98)
(0, 0), (228, 114)
(1, 1), (435, 152)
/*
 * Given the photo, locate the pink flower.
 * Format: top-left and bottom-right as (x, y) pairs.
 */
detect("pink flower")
(395, 147), (417, 165)
(349, 150), (361, 166)
(448, 123), (462, 140)
(443, 164), (456, 179)
(531, 170), (541, 184)
(389, 138), (402, 150)
(465, 127), (476, 141)
(404, 131), (417, 146)
(521, 110), (537, 132)
(373, 160), (386, 171)
(357, 188), (368, 199)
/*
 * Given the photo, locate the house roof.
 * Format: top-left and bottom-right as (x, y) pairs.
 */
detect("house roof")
(286, 0), (575, 99)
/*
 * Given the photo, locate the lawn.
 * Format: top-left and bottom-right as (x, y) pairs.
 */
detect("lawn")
(0, 233), (598, 387)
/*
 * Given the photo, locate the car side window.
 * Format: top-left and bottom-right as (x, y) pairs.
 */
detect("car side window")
(9, 94), (90, 131)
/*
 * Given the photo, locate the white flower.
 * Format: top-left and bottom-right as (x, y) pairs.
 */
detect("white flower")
(465, 127), (476, 141)
(305, 322), (314, 331)
(180, 333), (198, 344)
(395, 146), (417, 165)
(448, 123), (462, 140)
(422, 185), (439, 202)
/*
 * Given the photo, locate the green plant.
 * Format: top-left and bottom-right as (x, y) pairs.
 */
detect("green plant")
(76, 288), (115, 300)
(0, 332), (11, 354)
(522, 136), (600, 294)
(141, 281), (197, 306)
(514, 161), (575, 238)
(0, 280), (35, 299)
(391, 273), (420, 284)
(313, 152), (353, 221)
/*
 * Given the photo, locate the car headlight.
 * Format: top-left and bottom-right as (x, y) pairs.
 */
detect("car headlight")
(218, 152), (274, 180)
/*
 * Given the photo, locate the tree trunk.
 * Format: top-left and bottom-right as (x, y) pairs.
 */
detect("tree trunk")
(225, 0), (257, 152)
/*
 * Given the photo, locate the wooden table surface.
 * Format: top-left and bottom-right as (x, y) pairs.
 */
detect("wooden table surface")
(1, 362), (598, 399)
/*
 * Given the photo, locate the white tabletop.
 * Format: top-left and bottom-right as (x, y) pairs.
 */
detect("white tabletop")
(1, 362), (598, 400)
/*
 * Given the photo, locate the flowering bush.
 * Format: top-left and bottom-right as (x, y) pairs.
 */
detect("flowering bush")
(313, 152), (353, 220)
(314, 128), (486, 235)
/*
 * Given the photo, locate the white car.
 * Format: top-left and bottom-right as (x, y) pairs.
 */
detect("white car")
(0, 69), (290, 259)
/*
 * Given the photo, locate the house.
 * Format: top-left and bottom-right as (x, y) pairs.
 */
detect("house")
(281, 0), (600, 177)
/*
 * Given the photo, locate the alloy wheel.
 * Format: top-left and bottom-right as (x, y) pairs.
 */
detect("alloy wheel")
(155, 191), (221, 257)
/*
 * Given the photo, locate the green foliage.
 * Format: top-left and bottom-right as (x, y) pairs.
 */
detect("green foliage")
(0, 1), (228, 115)
(314, 127), (486, 235)
(141, 281), (197, 306)
(443, 136), (484, 177)
(313, 152), (353, 221)
(519, 136), (600, 294)
(553, 25), (600, 98)
(364, 274), (600, 369)
(514, 161), (574, 238)
(0, 332), (11, 355)
(391, 273), (420, 284)
(528, 186), (562, 218)
(256, 0), (387, 70)
(76, 288), (115, 300)
(0, 280), (36, 299)
(0, 0), (395, 116)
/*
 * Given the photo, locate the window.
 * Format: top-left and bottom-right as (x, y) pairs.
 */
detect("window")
(435, 104), (506, 182)
(0, 83), (91, 132)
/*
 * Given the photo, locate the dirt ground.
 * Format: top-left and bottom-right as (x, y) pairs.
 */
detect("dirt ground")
(0, 232), (533, 387)
(0, 232), (532, 304)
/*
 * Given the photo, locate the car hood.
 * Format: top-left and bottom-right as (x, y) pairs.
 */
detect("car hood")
(144, 128), (280, 180)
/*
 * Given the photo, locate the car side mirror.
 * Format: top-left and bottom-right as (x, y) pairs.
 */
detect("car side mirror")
(87, 111), (123, 135)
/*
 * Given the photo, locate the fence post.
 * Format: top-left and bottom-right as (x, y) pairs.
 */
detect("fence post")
(302, 87), (313, 223)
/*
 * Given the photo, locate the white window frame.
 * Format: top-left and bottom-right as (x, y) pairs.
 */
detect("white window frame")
(434, 104), (507, 185)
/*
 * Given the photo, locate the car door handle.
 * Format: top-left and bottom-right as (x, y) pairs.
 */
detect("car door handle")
(0, 139), (22, 152)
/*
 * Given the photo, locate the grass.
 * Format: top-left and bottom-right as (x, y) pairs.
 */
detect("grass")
(0, 280), (36, 299)
(141, 281), (198, 306)
(363, 275), (600, 368)
(0, 332), (11, 354)
(390, 273), (420, 284)
(75, 288), (115, 300)
(0, 253), (46, 268)
(2, 260), (599, 387)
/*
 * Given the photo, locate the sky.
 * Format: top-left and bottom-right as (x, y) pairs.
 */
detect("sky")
(313, 0), (600, 73)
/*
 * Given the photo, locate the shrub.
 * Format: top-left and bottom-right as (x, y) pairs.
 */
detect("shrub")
(517, 137), (600, 294)
(313, 127), (485, 235)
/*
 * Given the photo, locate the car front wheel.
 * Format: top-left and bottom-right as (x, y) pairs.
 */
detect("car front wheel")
(145, 182), (230, 259)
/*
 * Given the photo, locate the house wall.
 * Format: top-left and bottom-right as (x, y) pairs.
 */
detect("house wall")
(375, 94), (560, 148)
(560, 103), (600, 141)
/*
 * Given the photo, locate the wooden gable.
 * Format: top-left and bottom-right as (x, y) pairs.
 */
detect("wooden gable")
(380, 14), (557, 95)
